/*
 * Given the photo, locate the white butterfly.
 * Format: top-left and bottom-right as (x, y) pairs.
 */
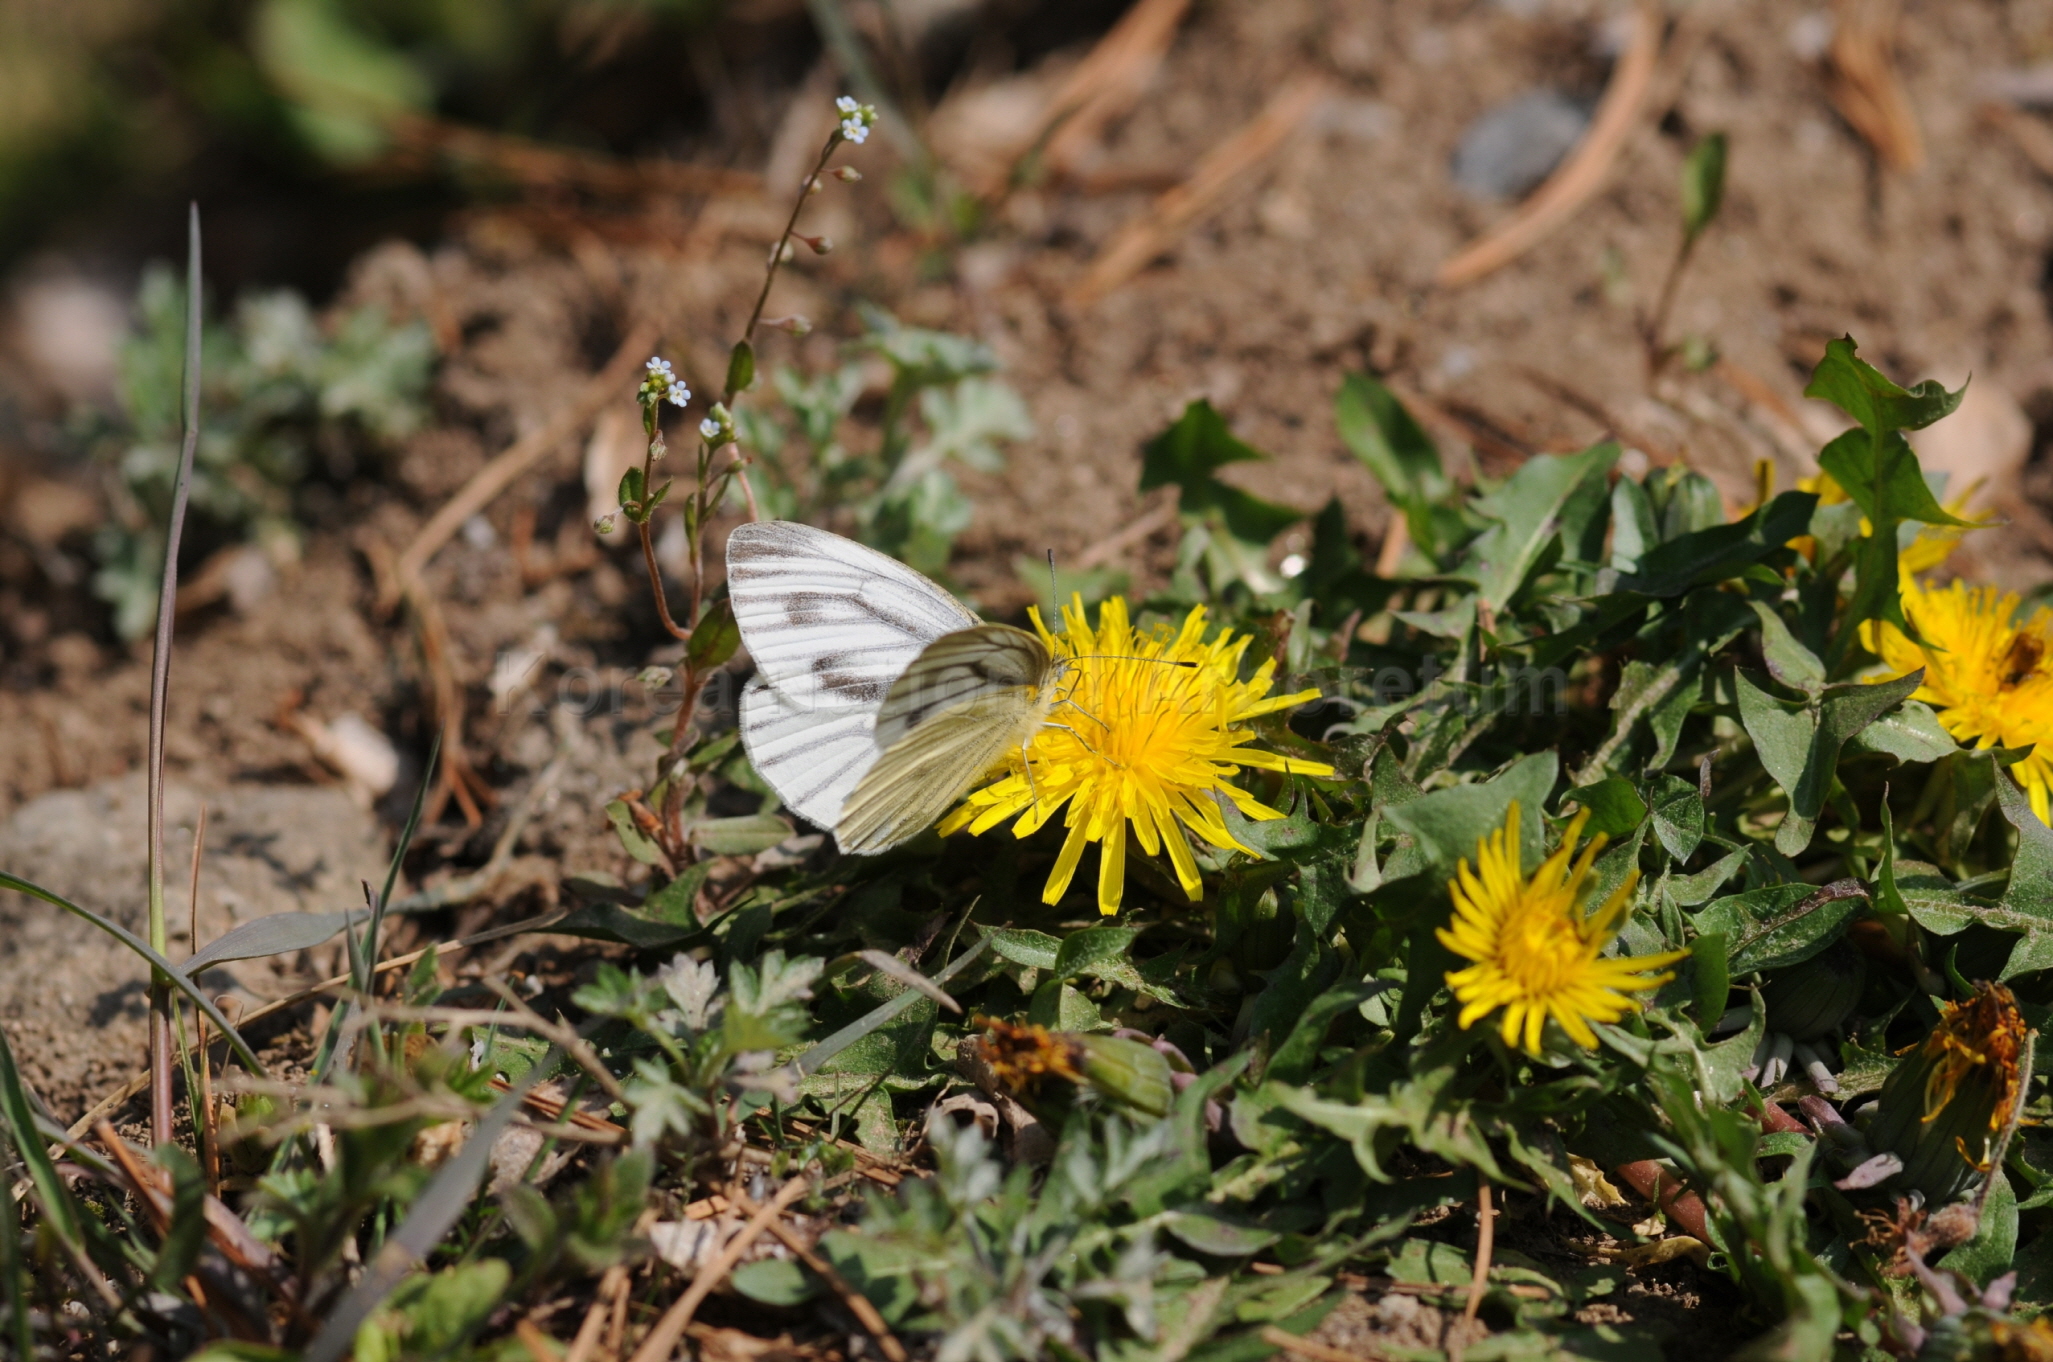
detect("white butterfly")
(726, 521), (1062, 854)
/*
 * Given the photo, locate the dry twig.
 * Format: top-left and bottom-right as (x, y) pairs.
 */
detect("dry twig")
(1069, 78), (1329, 306)
(1826, 0), (1925, 172)
(627, 1176), (812, 1362)
(1259, 1327), (1389, 1362)
(730, 1184), (908, 1362)
(1035, 0), (1193, 182)
(63, 910), (566, 1143)
(1435, 1), (1661, 288)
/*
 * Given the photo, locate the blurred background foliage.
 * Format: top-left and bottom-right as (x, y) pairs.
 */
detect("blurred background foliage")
(0, 0), (1117, 297)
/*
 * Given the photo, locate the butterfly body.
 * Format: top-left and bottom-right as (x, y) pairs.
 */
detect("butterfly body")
(727, 521), (1060, 854)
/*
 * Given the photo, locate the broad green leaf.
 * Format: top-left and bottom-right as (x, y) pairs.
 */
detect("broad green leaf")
(984, 927), (1062, 971)
(553, 903), (700, 951)
(1607, 476), (1658, 572)
(1051, 924), (1142, 984)
(1465, 444), (1617, 611)
(1848, 699), (1957, 764)
(1748, 601), (1824, 695)
(1690, 932), (1728, 1026)
(1817, 428), (1972, 531)
(1608, 491), (1815, 598)
(186, 909), (364, 972)
(1803, 336), (1965, 440)
(1141, 401), (1302, 545)
(691, 813), (792, 857)
(1703, 883), (1863, 975)
(1941, 1172), (2017, 1287)
(605, 798), (664, 865)
(1735, 671), (1813, 817)
(1737, 670), (1923, 854)
(1335, 374), (1454, 557)
(1649, 774), (1705, 862)
(1381, 751), (1556, 871)
(1564, 778), (1646, 839)
(1669, 844), (1748, 907)
(686, 597), (741, 672)
(1996, 760), (2053, 921)
(1164, 1209), (1283, 1257)
(733, 1257), (816, 1306)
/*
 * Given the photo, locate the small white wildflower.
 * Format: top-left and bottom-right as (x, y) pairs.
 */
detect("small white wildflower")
(667, 381), (690, 409)
(836, 95), (875, 145)
(646, 356), (673, 377)
(700, 417), (721, 440)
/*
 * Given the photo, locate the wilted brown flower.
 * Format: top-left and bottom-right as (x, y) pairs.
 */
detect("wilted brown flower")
(1867, 982), (2029, 1205)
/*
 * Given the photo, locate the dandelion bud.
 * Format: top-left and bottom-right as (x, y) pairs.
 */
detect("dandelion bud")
(1759, 940), (1865, 1042)
(832, 166), (862, 182)
(971, 1019), (1172, 1118)
(1866, 981), (2026, 1205)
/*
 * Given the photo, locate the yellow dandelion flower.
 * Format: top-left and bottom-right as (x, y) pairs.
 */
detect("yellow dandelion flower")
(1861, 576), (2053, 823)
(938, 595), (1333, 916)
(1438, 804), (1685, 1057)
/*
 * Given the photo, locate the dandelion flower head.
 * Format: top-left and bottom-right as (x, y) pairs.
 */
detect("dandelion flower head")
(939, 595), (1332, 917)
(1862, 575), (2053, 823)
(1438, 804), (1685, 1057)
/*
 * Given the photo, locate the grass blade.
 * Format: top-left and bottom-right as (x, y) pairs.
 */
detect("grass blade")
(0, 872), (265, 1075)
(0, 1021), (124, 1315)
(797, 937), (989, 1076)
(144, 203), (206, 1145)
(302, 1050), (554, 1362)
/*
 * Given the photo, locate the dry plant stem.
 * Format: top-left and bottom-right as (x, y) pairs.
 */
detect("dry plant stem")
(626, 1175), (811, 1362)
(1069, 77), (1328, 306)
(563, 1263), (627, 1362)
(1642, 230), (1700, 373)
(633, 131), (844, 762)
(1827, 0), (1924, 171)
(730, 1185), (908, 1362)
(62, 910), (566, 1143)
(1435, 0), (1660, 287)
(148, 205), (205, 1149)
(1034, 0), (1192, 179)
(188, 804), (220, 1194)
(383, 112), (763, 199)
(1259, 1326), (1387, 1362)
(1464, 1181), (1494, 1327)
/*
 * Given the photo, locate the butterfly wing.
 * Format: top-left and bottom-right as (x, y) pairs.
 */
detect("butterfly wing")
(726, 520), (978, 712)
(837, 625), (1056, 855)
(870, 624), (1053, 752)
(737, 675), (882, 832)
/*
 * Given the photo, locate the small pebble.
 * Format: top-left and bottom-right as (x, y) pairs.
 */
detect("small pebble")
(1451, 90), (1590, 200)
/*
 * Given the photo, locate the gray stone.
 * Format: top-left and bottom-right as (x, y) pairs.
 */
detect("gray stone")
(1450, 90), (1591, 200)
(0, 775), (388, 1118)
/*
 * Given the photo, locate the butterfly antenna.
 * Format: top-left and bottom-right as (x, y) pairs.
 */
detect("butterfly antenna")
(1045, 549), (1058, 612)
